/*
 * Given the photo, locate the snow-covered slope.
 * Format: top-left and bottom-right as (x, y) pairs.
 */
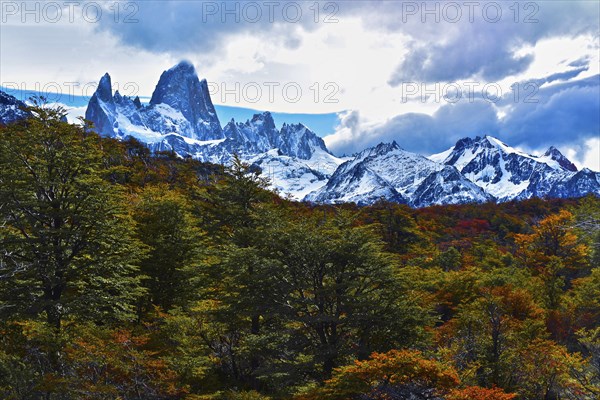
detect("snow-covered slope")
(249, 148), (346, 200)
(305, 142), (491, 207)
(83, 63), (344, 198)
(0, 91), (30, 125)
(2, 72), (598, 207)
(430, 135), (599, 201)
(61, 62), (598, 206)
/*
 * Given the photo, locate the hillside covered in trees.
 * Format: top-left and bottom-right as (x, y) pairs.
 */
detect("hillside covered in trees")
(0, 105), (599, 399)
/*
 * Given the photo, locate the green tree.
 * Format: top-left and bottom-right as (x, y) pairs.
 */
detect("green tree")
(359, 202), (425, 255)
(262, 211), (431, 380)
(197, 156), (279, 390)
(437, 247), (462, 272)
(0, 104), (144, 330)
(201, 155), (271, 245)
(575, 327), (600, 397)
(572, 195), (600, 267)
(133, 184), (203, 313)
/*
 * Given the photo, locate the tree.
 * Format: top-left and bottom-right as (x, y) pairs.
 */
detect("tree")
(569, 268), (600, 331)
(63, 323), (184, 399)
(193, 241), (285, 391)
(0, 104), (144, 329)
(515, 210), (589, 275)
(200, 155), (271, 245)
(515, 210), (590, 310)
(196, 156), (279, 390)
(511, 339), (591, 399)
(0, 319), (68, 398)
(442, 285), (546, 390)
(133, 184), (203, 313)
(437, 247), (462, 272)
(447, 386), (516, 400)
(359, 202), (426, 256)
(262, 211), (431, 380)
(295, 349), (515, 400)
(572, 195), (600, 267)
(575, 327), (600, 398)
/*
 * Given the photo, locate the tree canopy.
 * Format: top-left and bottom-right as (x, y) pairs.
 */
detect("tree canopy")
(0, 106), (598, 399)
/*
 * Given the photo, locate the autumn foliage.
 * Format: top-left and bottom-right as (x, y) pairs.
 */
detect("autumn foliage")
(0, 108), (599, 399)
(447, 386), (516, 400)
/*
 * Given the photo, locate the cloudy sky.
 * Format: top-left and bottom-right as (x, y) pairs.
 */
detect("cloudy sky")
(1, 0), (599, 168)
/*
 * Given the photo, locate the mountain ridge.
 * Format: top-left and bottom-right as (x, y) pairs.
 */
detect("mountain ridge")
(428, 135), (598, 202)
(1, 61), (598, 206)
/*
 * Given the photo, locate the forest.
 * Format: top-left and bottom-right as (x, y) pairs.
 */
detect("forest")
(0, 104), (598, 399)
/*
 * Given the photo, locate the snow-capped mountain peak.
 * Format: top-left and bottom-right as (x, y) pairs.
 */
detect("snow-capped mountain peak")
(278, 122), (330, 160)
(96, 73), (113, 103)
(344, 141), (403, 167)
(149, 61), (222, 140)
(24, 59), (593, 208)
(305, 141), (491, 207)
(368, 141), (402, 155)
(543, 146), (578, 172)
(432, 135), (596, 201)
(85, 61), (227, 144)
(250, 111), (276, 128)
(80, 63), (347, 200)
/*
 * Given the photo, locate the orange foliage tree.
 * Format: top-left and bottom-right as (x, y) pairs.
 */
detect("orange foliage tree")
(295, 349), (515, 400)
(515, 210), (588, 277)
(63, 324), (185, 399)
(447, 386), (515, 400)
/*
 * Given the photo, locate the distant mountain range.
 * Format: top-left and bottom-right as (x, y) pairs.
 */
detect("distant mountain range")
(309, 136), (599, 207)
(1, 61), (598, 206)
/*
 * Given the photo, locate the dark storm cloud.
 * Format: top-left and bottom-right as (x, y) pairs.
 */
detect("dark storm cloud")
(329, 100), (501, 156)
(501, 75), (600, 149)
(92, 0), (599, 162)
(95, 1), (598, 85)
(93, 0), (324, 54)
(384, 1), (599, 83)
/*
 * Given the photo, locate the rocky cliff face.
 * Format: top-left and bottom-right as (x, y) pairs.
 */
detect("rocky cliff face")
(85, 62), (221, 142)
(149, 61), (222, 141)
(83, 64), (345, 200)
(78, 61), (600, 206)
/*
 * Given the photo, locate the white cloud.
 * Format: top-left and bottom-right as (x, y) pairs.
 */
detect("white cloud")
(565, 138), (600, 171)
(581, 138), (600, 171)
(194, 17), (416, 116)
(0, 22), (173, 99)
(0, 0), (598, 170)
